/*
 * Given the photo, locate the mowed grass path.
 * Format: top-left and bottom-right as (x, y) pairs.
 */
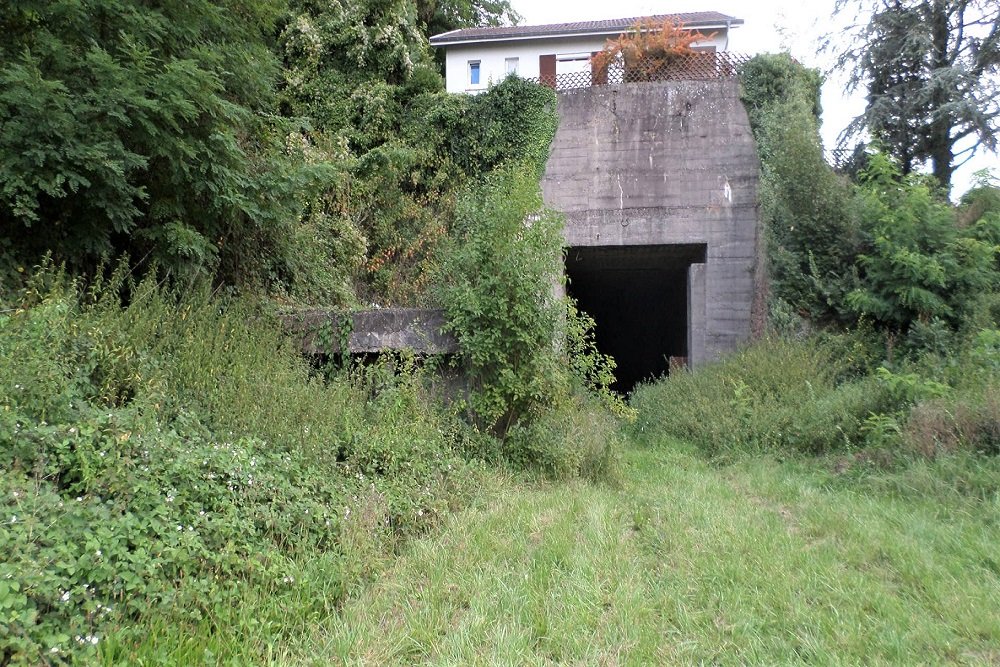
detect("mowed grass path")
(289, 445), (1000, 665)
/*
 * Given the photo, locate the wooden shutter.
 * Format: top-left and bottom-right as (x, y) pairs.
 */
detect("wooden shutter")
(539, 54), (556, 88)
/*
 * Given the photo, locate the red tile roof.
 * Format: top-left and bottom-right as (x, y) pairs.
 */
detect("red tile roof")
(429, 12), (743, 45)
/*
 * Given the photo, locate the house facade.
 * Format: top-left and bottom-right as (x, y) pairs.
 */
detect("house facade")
(429, 12), (743, 94)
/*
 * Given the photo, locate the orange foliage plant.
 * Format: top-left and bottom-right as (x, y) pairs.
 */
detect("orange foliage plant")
(592, 19), (716, 82)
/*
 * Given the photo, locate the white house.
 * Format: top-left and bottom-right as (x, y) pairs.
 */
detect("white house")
(429, 12), (744, 94)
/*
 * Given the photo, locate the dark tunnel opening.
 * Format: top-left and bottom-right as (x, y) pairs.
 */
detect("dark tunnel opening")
(565, 244), (706, 394)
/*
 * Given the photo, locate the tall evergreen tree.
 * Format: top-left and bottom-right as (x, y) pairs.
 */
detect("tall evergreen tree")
(832, 0), (1000, 192)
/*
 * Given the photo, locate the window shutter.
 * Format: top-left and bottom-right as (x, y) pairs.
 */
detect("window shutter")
(539, 54), (556, 88)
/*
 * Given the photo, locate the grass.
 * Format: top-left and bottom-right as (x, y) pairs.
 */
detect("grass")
(266, 443), (1000, 665)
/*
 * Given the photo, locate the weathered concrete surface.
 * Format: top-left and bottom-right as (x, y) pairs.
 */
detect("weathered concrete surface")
(543, 79), (763, 365)
(282, 308), (456, 355)
(687, 262), (707, 365)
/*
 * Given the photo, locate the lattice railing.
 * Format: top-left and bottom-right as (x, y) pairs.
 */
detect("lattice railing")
(530, 52), (751, 92)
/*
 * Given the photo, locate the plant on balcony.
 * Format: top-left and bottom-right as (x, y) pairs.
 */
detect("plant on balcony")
(592, 19), (716, 83)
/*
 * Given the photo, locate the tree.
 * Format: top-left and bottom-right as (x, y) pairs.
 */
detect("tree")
(415, 0), (520, 39)
(832, 0), (1000, 192)
(0, 0), (308, 286)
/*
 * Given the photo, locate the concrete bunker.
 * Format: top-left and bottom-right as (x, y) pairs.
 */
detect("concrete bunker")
(543, 79), (764, 380)
(565, 244), (706, 392)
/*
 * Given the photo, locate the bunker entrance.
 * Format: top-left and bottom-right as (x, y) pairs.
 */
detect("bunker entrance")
(565, 244), (706, 393)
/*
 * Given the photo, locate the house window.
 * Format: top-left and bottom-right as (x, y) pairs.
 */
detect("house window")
(469, 61), (481, 85)
(557, 53), (592, 75)
(505, 57), (519, 75)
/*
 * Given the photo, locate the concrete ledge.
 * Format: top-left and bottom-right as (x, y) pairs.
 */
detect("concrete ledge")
(281, 308), (457, 355)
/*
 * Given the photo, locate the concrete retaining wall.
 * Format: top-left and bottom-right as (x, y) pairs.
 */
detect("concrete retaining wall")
(282, 308), (456, 355)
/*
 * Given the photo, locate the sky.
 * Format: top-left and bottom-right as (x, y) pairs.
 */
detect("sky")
(507, 0), (999, 197)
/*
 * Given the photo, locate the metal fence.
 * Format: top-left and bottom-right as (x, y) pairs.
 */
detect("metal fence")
(530, 52), (752, 92)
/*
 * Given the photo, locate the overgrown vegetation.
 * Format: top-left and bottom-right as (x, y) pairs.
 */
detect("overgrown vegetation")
(629, 54), (999, 468)
(740, 52), (1000, 345)
(0, 0), (304, 287)
(3, 0), (999, 661)
(274, 3), (560, 305)
(0, 32), (616, 660)
(0, 258), (623, 663)
(1, 0), (634, 658)
(0, 0), (548, 307)
(0, 266), (490, 663)
(740, 53), (861, 324)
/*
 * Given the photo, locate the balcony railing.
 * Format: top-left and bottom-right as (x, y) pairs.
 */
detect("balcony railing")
(530, 52), (752, 92)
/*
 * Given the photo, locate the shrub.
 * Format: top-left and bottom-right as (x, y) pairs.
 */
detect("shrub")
(739, 54), (863, 324)
(846, 154), (1000, 340)
(435, 166), (568, 434)
(0, 0), (310, 287)
(739, 53), (823, 132)
(451, 75), (559, 178)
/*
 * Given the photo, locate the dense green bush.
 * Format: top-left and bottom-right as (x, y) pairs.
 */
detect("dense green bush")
(451, 76), (560, 178)
(741, 55), (999, 362)
(434, 163), (626, 472)
(0, 268), (480, 664)
(847, 155), (1000, 340)
(0, 0), (332, 293)
(1, 0), (560, 307)
(276, 0), (561, 306)
(739, 53), (822, 132)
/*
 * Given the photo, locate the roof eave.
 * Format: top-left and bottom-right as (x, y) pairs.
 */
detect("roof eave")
(429, 20), (743, 47)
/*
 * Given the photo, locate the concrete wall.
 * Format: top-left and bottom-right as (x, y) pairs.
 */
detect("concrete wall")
(282, 308), (456, 355)
(442, 32), (729, 94)
(542, 79), (762, 365)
